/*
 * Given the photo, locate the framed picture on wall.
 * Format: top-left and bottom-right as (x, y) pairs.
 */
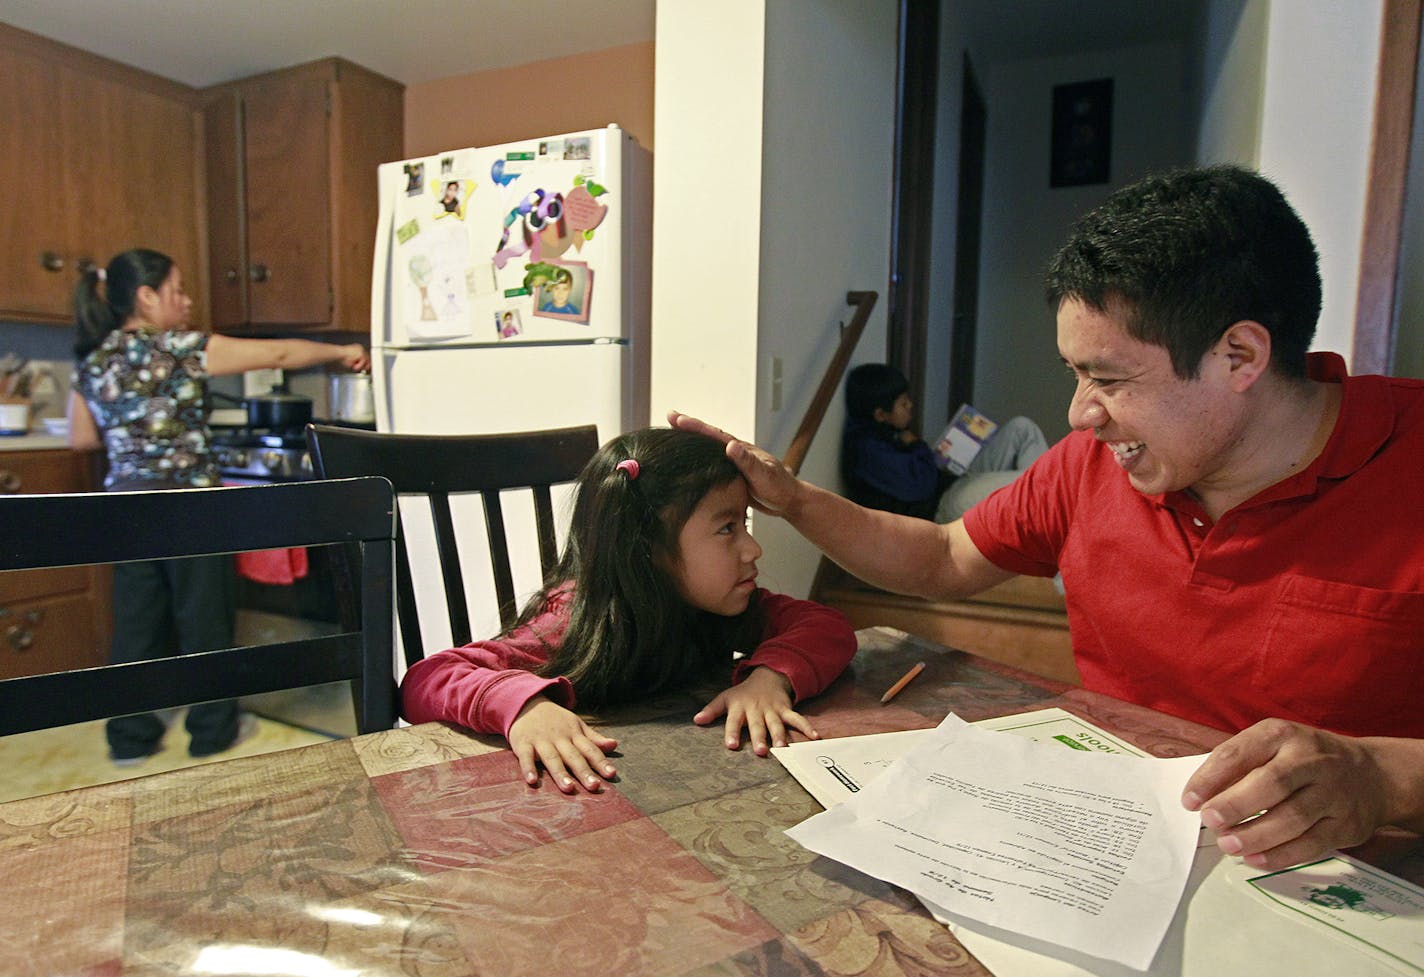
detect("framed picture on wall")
(1050, 77), (1113, 188)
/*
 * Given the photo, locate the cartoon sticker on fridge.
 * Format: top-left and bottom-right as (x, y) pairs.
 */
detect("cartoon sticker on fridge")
(492, 175), (609, 269)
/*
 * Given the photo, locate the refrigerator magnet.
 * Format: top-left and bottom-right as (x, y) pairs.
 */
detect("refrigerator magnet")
(532, 261), (592, 325)
(495, 309), (523, 340)
(403, 161), (425, 196)
(434, 178), (472, 221)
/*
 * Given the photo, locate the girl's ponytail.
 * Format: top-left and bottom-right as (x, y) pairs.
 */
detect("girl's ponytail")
(72, 248), (174, 358)
(73, 265), (117, 358)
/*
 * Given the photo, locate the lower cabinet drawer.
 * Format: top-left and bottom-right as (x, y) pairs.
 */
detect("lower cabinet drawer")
(0, 591), (108, 680)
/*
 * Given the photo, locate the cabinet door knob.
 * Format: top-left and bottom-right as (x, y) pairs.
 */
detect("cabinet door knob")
(225, 268), (241, 282)
(5, 624), (34, 652)
(0, 468), (20, 494)
(249, 263), (271, 283)
(40, 251), (65, 273)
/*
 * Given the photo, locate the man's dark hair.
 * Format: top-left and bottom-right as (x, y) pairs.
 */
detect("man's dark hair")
(1044, 165), (1321, 380)
(845, 363), (909, 420)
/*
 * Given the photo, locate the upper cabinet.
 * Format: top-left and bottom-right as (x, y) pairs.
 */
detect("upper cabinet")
(202, 59), (403, 333)
(0, 25), (201, 324)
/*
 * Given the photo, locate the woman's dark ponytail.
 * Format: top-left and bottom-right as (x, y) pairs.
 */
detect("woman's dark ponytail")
(73, 248), (174, 358)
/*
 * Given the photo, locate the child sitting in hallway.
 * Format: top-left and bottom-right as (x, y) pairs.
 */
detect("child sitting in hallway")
(840, 363), (1048, 523)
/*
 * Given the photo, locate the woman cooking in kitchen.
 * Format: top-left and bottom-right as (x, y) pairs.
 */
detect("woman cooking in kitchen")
(67, 247), (369, 765)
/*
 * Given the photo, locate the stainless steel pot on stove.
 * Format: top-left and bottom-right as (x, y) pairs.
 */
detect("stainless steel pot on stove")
(327, 372), (375, 424)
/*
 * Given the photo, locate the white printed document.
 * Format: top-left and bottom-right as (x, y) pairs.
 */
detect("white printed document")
(784, 713), (1203, 970)
(771, 707), (1148, 809)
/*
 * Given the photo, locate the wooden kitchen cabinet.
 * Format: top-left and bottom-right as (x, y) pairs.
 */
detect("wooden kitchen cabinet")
(203, 58), (403, 332)
(0, 448), (110, 680)
(0, 23), (201, 324)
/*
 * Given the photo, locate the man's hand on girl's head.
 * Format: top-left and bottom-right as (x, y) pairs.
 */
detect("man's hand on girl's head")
(668, 411), (801, 518)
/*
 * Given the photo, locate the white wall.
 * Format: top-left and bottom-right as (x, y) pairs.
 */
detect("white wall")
(922, 2), (970, 436)
(1193, 0), (1384, 367)
(652, 0), (897, 598)
(975, 42), (1194, 442)
(1255, 0), (1382, 365)
(1194, 0), (1267, 165)
(754, 0), (897, 596)
(1393, 23), (1424, 380)
(650, 1), (766, 436)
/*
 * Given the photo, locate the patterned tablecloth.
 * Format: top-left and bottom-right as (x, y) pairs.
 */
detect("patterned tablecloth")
(3, 626), (1420, 976)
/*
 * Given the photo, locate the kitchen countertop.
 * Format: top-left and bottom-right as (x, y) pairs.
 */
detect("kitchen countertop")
(0, 430), (69, 452)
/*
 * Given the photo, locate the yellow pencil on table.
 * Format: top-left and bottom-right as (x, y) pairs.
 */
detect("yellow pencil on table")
(880, 661), (925, 704)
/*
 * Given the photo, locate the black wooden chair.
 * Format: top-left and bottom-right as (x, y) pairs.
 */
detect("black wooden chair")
(0, 477), (397, 737)
(305, 424), (599, 668)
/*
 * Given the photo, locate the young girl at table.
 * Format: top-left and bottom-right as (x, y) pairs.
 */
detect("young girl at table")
(400, 427), (858, 793)
(68, 247), (369, 765)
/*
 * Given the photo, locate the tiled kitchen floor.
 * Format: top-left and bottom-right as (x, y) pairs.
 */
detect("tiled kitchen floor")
(0, 611), (362, 804)
(0, 708), (335, 803)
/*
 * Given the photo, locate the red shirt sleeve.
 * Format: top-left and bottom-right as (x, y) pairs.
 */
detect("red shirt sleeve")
(399, 589), (577, 737)
(732, 590), (858, 701)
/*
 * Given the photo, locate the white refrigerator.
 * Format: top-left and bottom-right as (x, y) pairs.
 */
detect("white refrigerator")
(370, 125), (652, 659)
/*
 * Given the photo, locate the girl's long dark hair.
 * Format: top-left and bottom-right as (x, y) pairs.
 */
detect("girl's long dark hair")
(73, 248), (174, 358)
(520, 427), (767, 708)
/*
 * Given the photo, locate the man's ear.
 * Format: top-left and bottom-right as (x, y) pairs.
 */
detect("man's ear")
(1215, 320), (1272, 391)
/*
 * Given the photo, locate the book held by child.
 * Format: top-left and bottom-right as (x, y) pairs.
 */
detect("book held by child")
(932, 404), (997, 474)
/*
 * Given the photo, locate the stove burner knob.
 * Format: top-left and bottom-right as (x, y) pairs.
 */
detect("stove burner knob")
(261, 450), (287, 471)
(300, 452), (313, 477)
(224, 448), (248, 468)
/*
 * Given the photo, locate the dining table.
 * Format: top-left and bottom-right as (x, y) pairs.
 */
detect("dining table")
(3, 625), (1421, 977)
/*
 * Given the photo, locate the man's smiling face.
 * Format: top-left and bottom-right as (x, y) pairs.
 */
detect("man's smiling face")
(1057, 296), (1247, 499)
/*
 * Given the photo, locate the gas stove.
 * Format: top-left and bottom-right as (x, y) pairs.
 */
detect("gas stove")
(211, 427), (313, 482)
(211, 418), (376, 483)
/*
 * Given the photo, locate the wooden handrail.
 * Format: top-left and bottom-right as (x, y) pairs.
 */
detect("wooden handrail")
(783, 290), (878, 475)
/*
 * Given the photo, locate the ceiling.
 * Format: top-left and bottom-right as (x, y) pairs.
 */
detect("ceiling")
(2, 1), (1202, 91)
(0, 0), (657, 88)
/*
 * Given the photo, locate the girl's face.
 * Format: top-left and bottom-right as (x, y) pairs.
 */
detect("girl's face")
(137, 267), (193, 330)
(668, 479), (762, 616)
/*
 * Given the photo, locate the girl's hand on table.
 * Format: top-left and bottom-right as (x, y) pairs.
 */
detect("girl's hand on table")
(508, 696), (618, 793)
(693, 666), (818, 757)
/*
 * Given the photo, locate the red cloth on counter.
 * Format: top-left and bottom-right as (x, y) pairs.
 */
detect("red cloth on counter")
(234, 547), (309, 585)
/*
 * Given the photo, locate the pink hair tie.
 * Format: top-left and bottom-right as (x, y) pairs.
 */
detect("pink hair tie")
(615, 459), (640, 480)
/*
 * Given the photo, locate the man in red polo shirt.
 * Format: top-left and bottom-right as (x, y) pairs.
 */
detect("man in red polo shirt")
(670, 165), (1424, 872)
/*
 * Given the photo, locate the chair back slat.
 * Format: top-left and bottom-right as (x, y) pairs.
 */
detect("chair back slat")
(305, 424), (597, 665)
(532, 485), (559, 578)
(427, 491), (471, 647)
(0, 478), (398, 737)
(480, 491), (518, 630)
(392, 532), (425, 673)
